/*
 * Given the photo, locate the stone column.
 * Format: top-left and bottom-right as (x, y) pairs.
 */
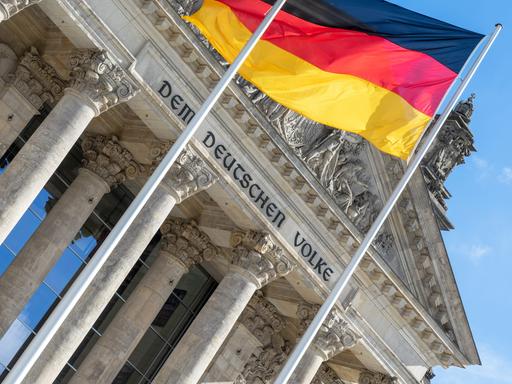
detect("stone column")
(0, 1), (41, 22)
(69, 218), (219, 384)
(21, 147), (216, 384)
(0, 47), (66, 156)
(0, 135), (143, 339)
(0, 49), (137, 244)
(153, 231), (294, 384)
(290, 303), (359, 384)
(359, 370), (397, 384)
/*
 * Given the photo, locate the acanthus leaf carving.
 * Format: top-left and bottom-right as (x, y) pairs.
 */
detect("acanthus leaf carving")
(159, 217), (219, 270)
(5, 47), (66, 109)
(0, 0), (41, 21)
(230, 230), (294, 288)
(68, 49), (138, 115)
(297, 302), (359, 360)
(312, 364), (345, 384)
(81, 135), (144, 188)
(359, 370), (397, 384)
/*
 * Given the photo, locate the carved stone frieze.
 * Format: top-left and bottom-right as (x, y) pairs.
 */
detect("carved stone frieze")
(68, 49), (138, 115)
(230, 230), (294, 288)
(0, 0), (41, 21)
(81, 135), (144, 188)
(161, 146), (218, 202)
(297, 302), (359, 360)
(159, 217), (219, 270)
(4, 47), (66, 109)
(312, 364), (345, 384)
(359, 370), (396, 384)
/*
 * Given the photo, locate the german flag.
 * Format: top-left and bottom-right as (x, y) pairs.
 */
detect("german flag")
(185, 0), (484, 159)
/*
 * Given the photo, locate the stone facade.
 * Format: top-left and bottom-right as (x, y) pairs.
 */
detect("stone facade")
(0, 1), (480, 384)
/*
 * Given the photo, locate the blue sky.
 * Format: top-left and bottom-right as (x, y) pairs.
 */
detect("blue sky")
(392, 1), (512, 383)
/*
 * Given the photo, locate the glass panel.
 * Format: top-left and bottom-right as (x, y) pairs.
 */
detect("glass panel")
(19, 283), (59, 331)
(92, 294), (125, 335)
(54, 363), (76, 384)
(117, 259), (149, 301)
(0, 362), (7, 381)
(127, 328), (166, 378)
(0, 244), (16, 276)
(44, 248), (84, 295)
(67, 330), (100, 371)
(3, 209), (41, 254)
(27, 189), (53, 221)
(144, 342), (173, 381)
(0, 319), (32, 368)
(151, 299), (190, 342)
(112, 362), (146, 384)
(173, 266), (209, 310)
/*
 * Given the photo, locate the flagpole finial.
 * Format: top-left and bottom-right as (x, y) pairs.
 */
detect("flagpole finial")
(496, 23), (503, 28)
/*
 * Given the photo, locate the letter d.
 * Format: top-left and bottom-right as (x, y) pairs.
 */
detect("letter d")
(203, 131), (216, 148)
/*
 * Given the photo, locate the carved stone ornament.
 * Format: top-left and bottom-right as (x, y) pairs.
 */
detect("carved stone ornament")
(312, 364), (345, 384)
(161, 146), (218, 203)
(4, 47), (66, 109)
(159, 217), (219, 270)
(241, 342), (291, 384)
(0, 0), (41, 20)
(421, 95), (476, 211)
(359, 370), (397, 384)
(81, 135), (145, 188)
(167, 2), (383, 235)
(241, 291), (287, 345)
(68, 49), (138, 115)
(297, 302), (359, 360)
(230, 230), (294, 288)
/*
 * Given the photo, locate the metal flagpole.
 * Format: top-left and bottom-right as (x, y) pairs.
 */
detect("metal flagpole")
(274, 23), (502, 384)
(3, 1), (288, 382)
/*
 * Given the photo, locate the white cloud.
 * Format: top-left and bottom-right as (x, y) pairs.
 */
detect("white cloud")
(435, 345), (512, 384)
(468, 244), (492, 264)
(498, 167), (512, 184)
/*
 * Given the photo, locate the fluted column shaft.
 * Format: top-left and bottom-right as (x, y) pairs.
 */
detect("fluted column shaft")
(154, 231), (293, 384)
(0, 134), (142, 339)
(21, 183), (177, 384)
(0, 90), (95, 244)
(20, 147), (216, 384)
(70, 218), (218, 384)
(290, 348), (325, 384)
(71, 248), (188, 384)
(154, 271), (258, 384)
(0, 168), (109, 338)
(0, 49), (137, 244)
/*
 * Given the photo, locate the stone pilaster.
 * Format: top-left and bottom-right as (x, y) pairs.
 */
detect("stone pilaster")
(69, 218), (219, 384)
(0, 135), (143, 339)
(152, 231), (293, 384)
(359, 371), (397, 384)
(289, 303), (359, 384)
(21, 147), (216, 384)
(0, 0), (41, 22)
(0, 47), (66, 156)
(0, 49), (138, 245)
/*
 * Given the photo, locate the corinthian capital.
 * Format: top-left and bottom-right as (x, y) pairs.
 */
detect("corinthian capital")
(297, 302), (359, 360)
(230, 230), (294, 288)
(359, 371), (397, 384)
(162, 147), (218, 203)
(67, 49), (138, 115)
(159, 217), (219, 270)
(5, 47), (66, 109)
(312, 364), (345, 384)
(81, 135), (145, 188)
(0, 0), (41, 21)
